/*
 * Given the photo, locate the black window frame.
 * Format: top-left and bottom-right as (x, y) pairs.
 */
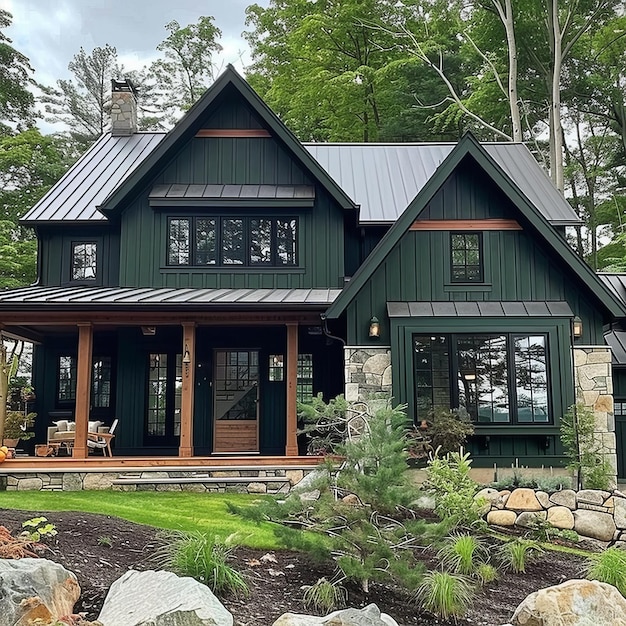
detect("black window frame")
(450, 232), (483, 283)
(56, 354), (114, 411)
(70, 241), (98, 283)
(413, 332), (551, 425)
(166, 216), (299, 268)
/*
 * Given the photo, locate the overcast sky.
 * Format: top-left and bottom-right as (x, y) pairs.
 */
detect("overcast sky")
(0, 0), (268, 94)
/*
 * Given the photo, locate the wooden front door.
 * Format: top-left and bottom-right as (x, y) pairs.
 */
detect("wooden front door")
(213, 350), (259, 453)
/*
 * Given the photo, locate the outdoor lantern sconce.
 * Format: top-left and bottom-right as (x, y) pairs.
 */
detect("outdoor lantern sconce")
(572, 316), (583, 339)
(369, 316), (380, 339)
(183, 344), (191, 376)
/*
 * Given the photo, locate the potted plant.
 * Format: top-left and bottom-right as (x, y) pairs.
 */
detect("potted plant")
(2, 411), (36, 448)
(20, 384), (36, 402)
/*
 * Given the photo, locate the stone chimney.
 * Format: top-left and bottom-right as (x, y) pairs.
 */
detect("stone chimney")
(110, 78), (138, 136)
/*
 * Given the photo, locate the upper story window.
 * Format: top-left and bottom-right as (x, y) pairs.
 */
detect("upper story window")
(450, 232), (483, 283)
(167, 216), (298, 267)
(71, 242), (97, 281)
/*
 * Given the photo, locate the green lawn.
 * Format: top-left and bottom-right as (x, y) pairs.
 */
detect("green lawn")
(0, 491), (282, 549)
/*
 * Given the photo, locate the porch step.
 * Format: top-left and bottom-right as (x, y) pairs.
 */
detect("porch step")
(112, 475), (290, 486)
(40, 485), (64, 491)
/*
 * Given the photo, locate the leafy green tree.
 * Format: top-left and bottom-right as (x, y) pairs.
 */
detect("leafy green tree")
(41, 44), (123, 150)
(0, 9), (35, 132)
(245, 0), (462, 142)
(148, 16), (222, 120)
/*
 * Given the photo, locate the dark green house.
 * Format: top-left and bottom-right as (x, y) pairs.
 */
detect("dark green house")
(0, 67), (623, 478)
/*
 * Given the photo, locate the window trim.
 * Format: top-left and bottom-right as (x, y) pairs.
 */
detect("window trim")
(66, 239), (101, 285)
(411, 331), (553, 426)
(165, 215), (299, 268)
(450, 231), (484, 284)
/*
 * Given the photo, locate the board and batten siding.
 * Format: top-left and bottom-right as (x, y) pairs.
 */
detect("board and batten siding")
(347, 165), (605, 346)
(118, 134), (345, 288)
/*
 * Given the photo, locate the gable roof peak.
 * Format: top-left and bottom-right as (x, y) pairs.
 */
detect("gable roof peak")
(98, 66), (356, 216)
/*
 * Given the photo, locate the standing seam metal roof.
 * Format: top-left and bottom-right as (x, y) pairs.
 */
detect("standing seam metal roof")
(0, 286), (340, 307)
(305, 143), (580, 225)
(21, 134), (579, 226)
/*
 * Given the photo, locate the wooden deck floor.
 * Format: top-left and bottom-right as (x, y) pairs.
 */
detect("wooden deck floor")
(0, 455), (324, 473)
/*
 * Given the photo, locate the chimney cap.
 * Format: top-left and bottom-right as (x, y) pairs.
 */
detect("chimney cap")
(111, 78), (138, 96)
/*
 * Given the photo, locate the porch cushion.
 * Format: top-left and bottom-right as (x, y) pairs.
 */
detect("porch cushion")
(53, 420), (68, 432)
(88, 420), (103, 432)
(68, 421), (76, 431)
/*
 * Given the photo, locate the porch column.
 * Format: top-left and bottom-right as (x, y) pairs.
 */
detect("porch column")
(179, 322), (196, 458)
(73, 323), (93, 459)
(285, 322), (298, 456)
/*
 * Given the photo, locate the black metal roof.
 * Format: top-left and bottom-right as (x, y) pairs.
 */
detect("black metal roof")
(387, 301), (574, 318)
(0, 286), (340, 308)
(604, 329), (626, 365)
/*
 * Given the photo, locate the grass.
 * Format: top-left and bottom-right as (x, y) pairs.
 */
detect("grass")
(584, 547), (626, 595)
(0, 491), (283, 549)
(414, 570), (475, 620)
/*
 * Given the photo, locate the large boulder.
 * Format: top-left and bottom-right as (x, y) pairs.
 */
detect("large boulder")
(511, 579), (626, 625)
(272, 603), (398, 626)
(0, 558), (80, 624)
(98, 570), (233, 626)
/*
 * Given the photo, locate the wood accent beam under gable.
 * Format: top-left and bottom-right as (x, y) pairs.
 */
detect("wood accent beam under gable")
(195, 129), (271, 138)
(410, 219), (522, 231)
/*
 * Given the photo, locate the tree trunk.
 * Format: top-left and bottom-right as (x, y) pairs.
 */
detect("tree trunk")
(550, 0), (564, 192)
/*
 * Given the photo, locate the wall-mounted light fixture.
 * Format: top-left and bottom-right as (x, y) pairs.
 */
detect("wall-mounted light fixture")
(572, 316), (583, 339)
(369, 316), (380, 339)
(183, 344), (191, 376)
(141, 326), (156, 336)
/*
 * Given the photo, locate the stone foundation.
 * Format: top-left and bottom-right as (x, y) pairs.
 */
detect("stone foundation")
(0, 467), (314, 493)
(344, 346), (392, 402)
(573, 346), (617, 488)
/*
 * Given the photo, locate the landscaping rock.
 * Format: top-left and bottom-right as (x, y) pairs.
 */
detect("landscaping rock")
(98, 570), (233, 626)
(291, 469), (329, 493)
(515, 511), (547, 528)
(511, 579), (626, 625)
(573, 509), (616, 542)
(505, 488), (543, 511)
(272, 603), (398, 626)
(615, 497), (626, 529)
(535, 491), (551, 509)
(548, 489), (577, 510)
(0, 558), (80, 625)
(546, 506), (575, 530)
(577, 489), (609, 506)
(487, 510), (517, 526)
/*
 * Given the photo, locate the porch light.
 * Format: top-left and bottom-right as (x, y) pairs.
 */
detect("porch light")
(182, 345), (191, 364)
(369, 317), (380, 339)
(572, 316), (583, 339)
(141, 326), (156, 336)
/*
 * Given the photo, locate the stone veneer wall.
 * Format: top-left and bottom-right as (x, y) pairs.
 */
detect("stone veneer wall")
(479, 486), (626, 545)
(0, 468), (313, 493)
(344, 347), (392, 402)
(573, 346), (617, 488)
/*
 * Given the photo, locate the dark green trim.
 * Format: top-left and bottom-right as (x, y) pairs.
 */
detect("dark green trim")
(100, 66), (356, 217)
(325, 133), (626, 319)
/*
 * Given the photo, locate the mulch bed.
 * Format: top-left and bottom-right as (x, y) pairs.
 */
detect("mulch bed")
(0, 508), (588, 625)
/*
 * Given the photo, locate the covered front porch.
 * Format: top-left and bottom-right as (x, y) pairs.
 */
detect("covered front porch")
(0, 286), (344, 465)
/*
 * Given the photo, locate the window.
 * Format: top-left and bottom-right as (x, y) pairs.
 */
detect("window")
(57, 355), (112, 408)
(71, 242), (97, 281)
(269, 354), (284, 381)
(413, 333), (549, 424)
(167, 217), (297, 267)
(450, 233), (482, 282)
(297, 354), (314, 403)
(147, 353), (167, 436)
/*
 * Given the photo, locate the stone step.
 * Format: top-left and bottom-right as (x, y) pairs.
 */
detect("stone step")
(112, 475), (290, 485)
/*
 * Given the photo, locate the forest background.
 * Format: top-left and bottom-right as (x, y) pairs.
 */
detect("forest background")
(1, 0), (625, 289)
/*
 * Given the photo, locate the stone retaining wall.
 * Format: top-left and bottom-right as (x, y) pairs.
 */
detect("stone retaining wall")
(0, 468), (312, 493)
(478, 486), (626, 544)
(344, 347), (392, 402)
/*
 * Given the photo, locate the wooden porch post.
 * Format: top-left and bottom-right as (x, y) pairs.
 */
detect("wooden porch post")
(179, 322), (196, 457)
(286, 323), (298, 456)
(73, 323), (93, 459)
